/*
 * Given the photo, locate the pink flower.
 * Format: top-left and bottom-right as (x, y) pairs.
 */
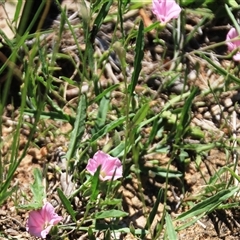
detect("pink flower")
(26, 202), (63, 239)
(226, 27), (240, 61)
(152, 0), (181, 24)
(86, 151), (123, 181)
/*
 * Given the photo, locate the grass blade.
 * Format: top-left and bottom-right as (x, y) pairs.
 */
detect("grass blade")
(94, 92), (110, 133)
(66, 95), (87, 161)
(57, 188), (77, 222)
(94, 209), (128, 219)
(175, 87), (199, 144)
(129, 20), (144, 95)
(145, 188), (163, 229)
(176, 187), (239, 223)
(165, 213), (178, 240)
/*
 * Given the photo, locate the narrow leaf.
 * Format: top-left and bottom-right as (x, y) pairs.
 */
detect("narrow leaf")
(94, 209), (128, 219)
(92, 0), (113, 40)
(129, 20), (144, 95)
(91, 115), (131, 142)
(94, 92), (110, 132)
(132, 103), (150, 127)
(165, 213), (178, 240)
(66, 94), (87, 160)
(175, 87), (199, 144)
(30, 168), (45, 206)
(57, 188), (76, 222)
(145, 188), (163, 229)
(176, 187), (239, 222)
(90, 166), (101, 201)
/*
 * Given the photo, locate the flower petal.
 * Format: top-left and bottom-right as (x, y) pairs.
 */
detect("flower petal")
(226, 28), (240, 61)
(26, 209), (45, 238)
(27, 202), (62, 238)
(226, 28), (240, 51)
(86, 151), (122, 181)
(41, 225), (52, 239)
(152, 0), (181, 23)
(27, 224), (44, 238)
(233, 53), (240, 61)
(41, 202), (62, 224)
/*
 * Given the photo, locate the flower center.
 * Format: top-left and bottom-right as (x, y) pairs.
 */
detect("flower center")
(43, 221), (50, 229)
(100, 170), (106, 178)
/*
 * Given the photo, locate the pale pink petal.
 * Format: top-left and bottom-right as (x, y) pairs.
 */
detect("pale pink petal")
(233, 53), (240, 61)
(95, 151), (109, 165)
(152, 0), (181, 24)
(165, 2), (181, 21)
(26, 202), (62, 238)
(27, 210), (44, 228)
(102, 166), (123, 181)
(27, 211), (44, 238)
(28, 225), (43, 238)
(86, 151), (122, 181)
(102, 166), (122, 181)
(101, 159), (122, 180)
(41, 225), (52, 238)
(42, 202), (55, 219)
(86, 158), (99, 175)
(42, 202), (63, 225)
(226, 28), (240, 51)
(226, 28), (240, 61)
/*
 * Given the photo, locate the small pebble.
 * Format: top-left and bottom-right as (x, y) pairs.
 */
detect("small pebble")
(223, 98), (233, 108)
(5, 229), (19, 236)
(188, 70), (197, 81)
(203, 111), (211, 119)
(194, 101), (206, 107)
(198, 107), (208, 113)
(228, 106), (234, 112)
(214, 114), (221, 121)
(206, 69), (212, 77)
(211, 105), (224, 116)
(0, 210), (6, 215)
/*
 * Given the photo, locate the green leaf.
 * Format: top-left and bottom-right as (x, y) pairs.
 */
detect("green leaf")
(57, 188), (77, 222)
(94, 209), (128, 219)
(66, 94), (87, 160)
(223, 166), (240, 182)
(92, 0), (113, 40)
(92, 84), (119, 103)
(176, 187), (239, 223)
(90, 166), (101, 201)
(24, 109), (74, 123)
(100, 198), (122, 206)
(132, 103), (150, 127)
(94, 92), (110, 132)
(143, 166), (182, 178)
(88, 228), (96, 240)
(30, 168), (45, 207)
(145, 189), (163, 230)
(0, 186), (18, 207)
(91, 115), (133, 142)
(17, 168), (45, 210)
(129, 20), (144, 95)
(201, 54), (240, 84)
(165, 213), (178, 240)
(226, 0), (238, 8)
(175, 87), (199, 144)
(183, 143), (216, 153)
(225, 4), (240, 34)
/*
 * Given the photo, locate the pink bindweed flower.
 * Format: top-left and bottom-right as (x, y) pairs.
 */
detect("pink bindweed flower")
(26, 202), (63, 239)
(152, 0), (181, 24)
(86, 151), (123, 181)
(226, 27), (240, 61)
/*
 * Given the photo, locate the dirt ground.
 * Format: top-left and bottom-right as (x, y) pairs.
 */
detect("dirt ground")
(0, 1), (240, 239)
